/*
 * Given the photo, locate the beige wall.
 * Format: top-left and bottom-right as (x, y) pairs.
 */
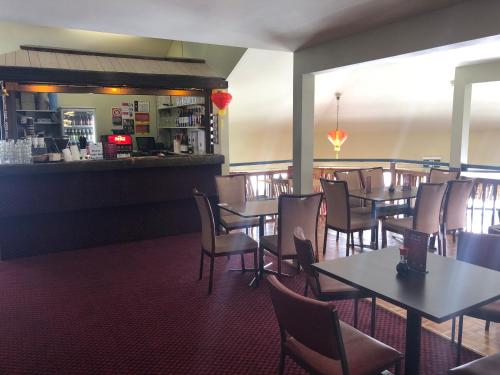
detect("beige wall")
(58, 94), (158, 144)
(227, 49), (293, 164)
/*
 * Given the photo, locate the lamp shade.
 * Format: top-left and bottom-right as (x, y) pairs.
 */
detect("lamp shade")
(211, 91), (232, 116)
(327, 129), (348, 152)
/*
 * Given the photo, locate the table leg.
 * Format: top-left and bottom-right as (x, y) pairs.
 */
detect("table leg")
(250, 216), (267, 286)
(405, 310), (422, 375)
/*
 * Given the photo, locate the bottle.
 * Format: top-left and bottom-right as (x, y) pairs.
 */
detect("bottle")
(180, 133), (188, 153)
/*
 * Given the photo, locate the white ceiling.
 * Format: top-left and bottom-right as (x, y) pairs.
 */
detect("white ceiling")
(0, 0), (466, 51)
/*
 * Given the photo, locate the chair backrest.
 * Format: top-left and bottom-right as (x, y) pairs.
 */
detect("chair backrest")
(442, 179), (474, 231)
(294, 227), (322, 297)
(429, 168), (460, 183)
(215, 174), (246, 216)
(193, 189), (215, 253)
(278, 193), (322, 257)
(334, 170), (363, 207)
(413, 183), (447, 235)
(273, 178), (293, 197)
(457, 232), (500, 272)
(267, 275), (348, 366)
(321, 179), (350, 231)
(360, 167), (385, 189)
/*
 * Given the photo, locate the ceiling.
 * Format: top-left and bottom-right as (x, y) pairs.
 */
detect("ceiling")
(0, 0), (466, 51)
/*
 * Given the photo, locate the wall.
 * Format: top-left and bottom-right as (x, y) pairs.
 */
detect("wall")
(58, 94), (158, 143)
(227, 48), (293, 164)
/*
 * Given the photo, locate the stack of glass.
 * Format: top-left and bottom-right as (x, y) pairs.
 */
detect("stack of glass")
(0, 139), (33, 164)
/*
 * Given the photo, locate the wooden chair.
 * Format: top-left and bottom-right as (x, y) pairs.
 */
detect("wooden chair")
(429, 167), (460, 183)
(440, 179), (474, 256)
(259, 193), (322, 277)
(449, 352), (500, 374)
(321, 179), (377, 256)
(272, 178), (293, 197)
(193, 189), (259, 294)
(381, 183), (447, 251)
(453, 232), (500, 365)
(267, 275), (403, 375)
(294, 227), (376, 337)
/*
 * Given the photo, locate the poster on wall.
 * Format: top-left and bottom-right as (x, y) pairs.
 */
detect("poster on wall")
(121, 102), (134, 120)
(134, 101), (150, 113)
(135, 112), (150, 134)
(111, 107), (123, 128)
(123, 119), (135, 134)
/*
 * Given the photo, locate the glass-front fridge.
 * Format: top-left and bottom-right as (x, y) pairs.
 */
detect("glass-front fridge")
(60, 107), (96, 143)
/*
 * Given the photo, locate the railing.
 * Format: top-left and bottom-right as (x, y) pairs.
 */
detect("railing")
(231, 158), (500, 233)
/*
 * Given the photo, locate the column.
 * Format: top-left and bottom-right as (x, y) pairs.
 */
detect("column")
(449, 79), (471, 168)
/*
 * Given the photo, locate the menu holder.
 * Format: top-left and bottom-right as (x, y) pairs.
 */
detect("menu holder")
(404, 229), (430, 273)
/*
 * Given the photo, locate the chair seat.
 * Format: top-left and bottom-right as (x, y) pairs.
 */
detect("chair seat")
(488, 224), (500, 235)
(220, 214), (259, 230)
(350, 212), (377, 231)
(286, 321), (402, 375)
(449, 352), (500, 374)
(214, 232), (258, 254)
(466, 299), (500, 322)
(382, 216), (414, 235)
(317, 274), (360, 299)
(350, 207), (371, 215)
(260, 234), (278, 254)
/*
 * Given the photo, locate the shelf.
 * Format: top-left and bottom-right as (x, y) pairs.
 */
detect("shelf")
(159, 126), (205, 129)
(19, 122), (59, 126)
(16, 109), (58, 112)
(158, 104), (204, 110)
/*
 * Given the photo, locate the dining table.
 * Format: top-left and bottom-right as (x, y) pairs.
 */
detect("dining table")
(312, 247), (500, 375)
(349, 186), (418, 249)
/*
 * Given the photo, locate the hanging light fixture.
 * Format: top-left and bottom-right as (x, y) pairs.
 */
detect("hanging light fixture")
(327, 91), (348, 159)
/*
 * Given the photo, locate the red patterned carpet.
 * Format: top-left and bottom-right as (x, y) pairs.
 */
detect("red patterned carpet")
(0, 233), (479, 374)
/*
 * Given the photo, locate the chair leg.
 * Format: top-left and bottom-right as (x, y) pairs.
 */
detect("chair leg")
(346, 232), (350, 256)
(208, 256), (215, 294)
(350, 232), (355, 250)
(485, 320), (491, 331)
(452, 229), (457, 243)
(198, 250), (204, 280)
(442, 224), (447, 257)
(456, 315), (464, 366)
(381, 227), (387, 248)
(259, 245), (264, 279)
(370, 297), (376, 337)
(437, 232), (442, 257)
(353, 298), (359, 328)
(451, 317), (456, 343)
(278, 347), (285, 375)
(240, 254), (246, 272)
(253, 250), (259, 288)
(323, 226), (329, 256)
(304, 281), (309, 297)
(336, 231), (340, 242)
(359, 230), (364, 250)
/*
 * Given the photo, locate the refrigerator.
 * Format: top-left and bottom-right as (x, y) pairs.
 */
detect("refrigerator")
(60, 107), (96, 143)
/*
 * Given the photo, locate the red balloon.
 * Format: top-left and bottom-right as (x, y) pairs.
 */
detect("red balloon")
(211, 91), (232, 110)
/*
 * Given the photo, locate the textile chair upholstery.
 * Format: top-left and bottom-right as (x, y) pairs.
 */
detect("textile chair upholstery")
(449, 352), (500, 374)
(382, 183), (447, 251)
(267, 275), (403, 375)
(321, 179), (377, 256)
(453, 232), (500, 366)
(215, 174), (259, 270)
(334, 170), (364, 208)
(259, 193), (322, 277)
(294, 227), (376, 337)
(193, 189), (259, 294)
(429, 168), (460, 183)
(440, 179), (474, 256)
(360, 167), (385, 190)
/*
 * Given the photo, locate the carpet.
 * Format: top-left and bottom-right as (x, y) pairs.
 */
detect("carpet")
(0, 233), (479, 374)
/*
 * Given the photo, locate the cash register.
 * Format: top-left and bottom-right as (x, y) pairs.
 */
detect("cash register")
(135, 137), (168, 156)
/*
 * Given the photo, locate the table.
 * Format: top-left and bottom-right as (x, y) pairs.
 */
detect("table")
(349, 187), (418, 249)
(312, 247), (500, 375)
(218, 199), (279, 239)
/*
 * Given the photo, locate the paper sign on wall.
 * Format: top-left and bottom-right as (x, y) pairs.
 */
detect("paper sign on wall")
(111, 107), (122, 127)
(135, 112), (150, 134)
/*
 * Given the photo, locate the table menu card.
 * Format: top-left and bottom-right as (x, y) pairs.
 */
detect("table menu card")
(404, 229), (429, 273)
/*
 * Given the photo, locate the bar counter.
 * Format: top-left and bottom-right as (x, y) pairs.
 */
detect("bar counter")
(0, 154), (224, 259)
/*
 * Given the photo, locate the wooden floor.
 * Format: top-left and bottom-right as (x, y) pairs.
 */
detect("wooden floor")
(315, 218), (500, 357)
